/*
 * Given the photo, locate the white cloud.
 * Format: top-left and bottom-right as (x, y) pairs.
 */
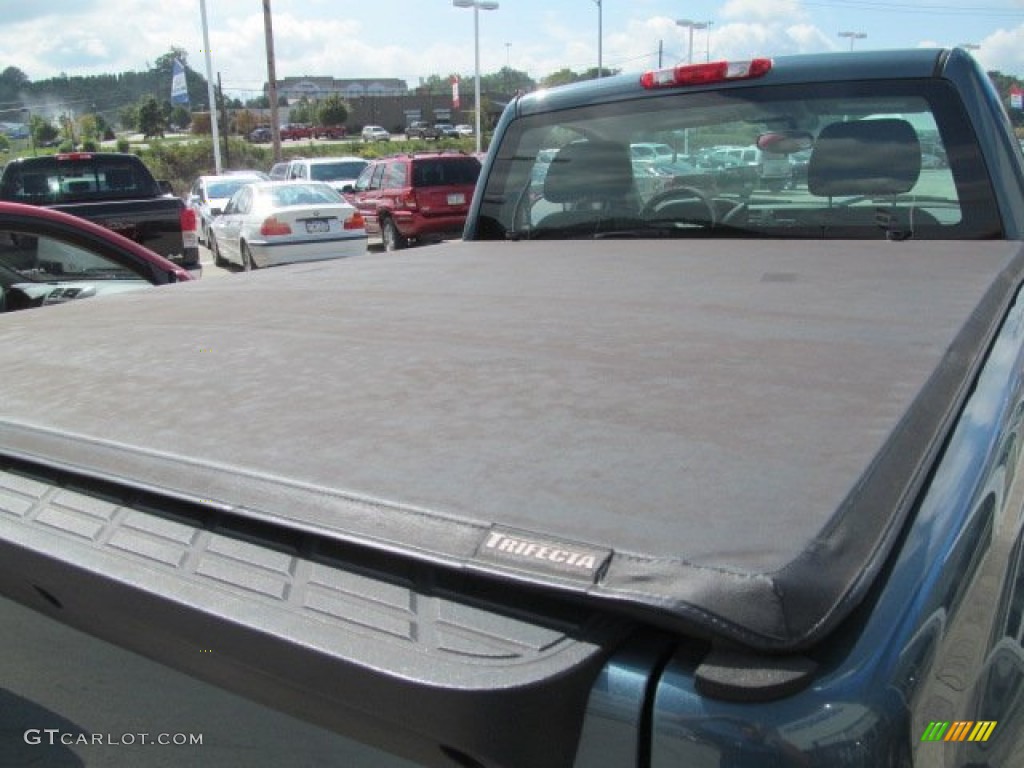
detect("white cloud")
(720, 0), (807, 25)
(976, 25), (1024, 74)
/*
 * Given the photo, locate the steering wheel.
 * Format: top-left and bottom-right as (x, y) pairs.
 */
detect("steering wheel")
(717, 198), (749, 227)
(640, 186), (717, 228)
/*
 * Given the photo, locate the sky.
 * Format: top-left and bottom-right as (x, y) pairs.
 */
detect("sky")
(4, 0), (1024, 103)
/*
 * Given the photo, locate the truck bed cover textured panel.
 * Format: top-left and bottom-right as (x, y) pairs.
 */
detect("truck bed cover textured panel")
(1, 239), (1021, 650)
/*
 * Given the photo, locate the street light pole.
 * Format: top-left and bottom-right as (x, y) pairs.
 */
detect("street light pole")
(593, 0), (602, 78)
(453, 0), (498, 154)
(838, 31), (867, 51)
(200, 0), (222, 173)
(676, 19), (709, 64)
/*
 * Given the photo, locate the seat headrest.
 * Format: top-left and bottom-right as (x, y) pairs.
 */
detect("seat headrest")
(21, 173), (50, 196)
(543, 141), (633, 203)
(105, 168), (134, 190)
(808, 118), (921, 197)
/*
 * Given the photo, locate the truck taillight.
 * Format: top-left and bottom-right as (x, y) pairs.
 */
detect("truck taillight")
(344, 211), (365, 230)
(640, 58), (772, 89)
(260, 216), (292, 236)
(180, 208), (198, 248)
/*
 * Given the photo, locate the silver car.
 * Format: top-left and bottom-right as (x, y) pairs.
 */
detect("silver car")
(208, 180), (367, 270)
(360, 125), (391, 142)
(186, 173), (266, 247)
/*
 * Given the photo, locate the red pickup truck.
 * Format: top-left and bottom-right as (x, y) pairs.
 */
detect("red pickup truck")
(280, 123), (314, 141)
(314, 125), (347, 140)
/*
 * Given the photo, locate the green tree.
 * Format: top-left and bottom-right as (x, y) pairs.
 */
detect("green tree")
(154, 47), (189, 74)
(138, 96), (167, 138)
(0, 66), (29, 88)
(416, 74), (452, 95)
(579, 66), (619, 81)
(59, 113), (77, 148)
(77, 113), (99, 144)
(171, 105), (191, 130)
(540, 68), (581, 89)
(0, 66), (30, 106)
(481, 67), (536, 95)
(119, 105), (139, 132)
(288, 97), (314, 124)
(30, 115), (58, 148)
(235, 109), (259, 136)
(316, 95), (349, 127)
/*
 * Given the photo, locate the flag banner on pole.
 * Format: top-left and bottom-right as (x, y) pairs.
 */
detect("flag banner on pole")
(452, 76), (460, 110)
(171, 59), (190, 105)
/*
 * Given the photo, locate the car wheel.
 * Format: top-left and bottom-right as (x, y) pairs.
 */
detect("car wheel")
(381, 217), (406, 251)
(210, 234), (226, 267)
(241, 242), (257, 271)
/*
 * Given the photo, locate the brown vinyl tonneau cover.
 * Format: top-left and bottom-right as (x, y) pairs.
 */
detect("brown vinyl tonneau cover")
(1, 239), (1022, 650)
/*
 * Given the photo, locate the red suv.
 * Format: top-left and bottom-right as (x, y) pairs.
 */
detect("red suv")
(344, 152), (481, 250)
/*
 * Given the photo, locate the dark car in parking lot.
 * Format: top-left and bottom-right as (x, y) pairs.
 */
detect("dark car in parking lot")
(406, 121), (441, 140)
(248, 127), (272, 143)
(0, 151), (200, 271)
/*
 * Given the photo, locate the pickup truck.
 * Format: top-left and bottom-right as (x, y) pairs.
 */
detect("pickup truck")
(406, 120), (442, 140)
(2, 48), (1024, 767)
(0, 152), (200, 271)
(280, 123), (315, 141)
(314, 124), (348, 140)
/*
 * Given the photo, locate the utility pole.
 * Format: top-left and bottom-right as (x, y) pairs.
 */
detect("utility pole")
(218, 73), (230, 168)
(263, 0), (282, 163)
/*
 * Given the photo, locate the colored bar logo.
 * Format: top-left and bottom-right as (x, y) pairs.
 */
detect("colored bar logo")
(921, 721), (997, 742)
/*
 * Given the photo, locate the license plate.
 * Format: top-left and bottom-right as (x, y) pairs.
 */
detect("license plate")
(446, 193), (465, 205)
(305, 219), (331, 233)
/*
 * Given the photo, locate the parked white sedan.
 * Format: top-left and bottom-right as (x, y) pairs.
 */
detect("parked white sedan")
(208, 181), (367, 270)
(186, 172), (266, 248)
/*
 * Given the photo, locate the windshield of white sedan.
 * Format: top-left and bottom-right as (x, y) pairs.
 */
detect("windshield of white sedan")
(477, 79), (1001, 240)
(207, 180), (253, 199)
(266, 183), (343, 207)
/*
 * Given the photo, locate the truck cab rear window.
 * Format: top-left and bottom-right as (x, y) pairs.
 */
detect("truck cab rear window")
(0, 158), (150, 203)
(478, 79), (1002, 241)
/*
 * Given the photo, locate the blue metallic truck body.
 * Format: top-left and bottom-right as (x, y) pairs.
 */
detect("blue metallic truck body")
(468, 48), (1024, 767)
